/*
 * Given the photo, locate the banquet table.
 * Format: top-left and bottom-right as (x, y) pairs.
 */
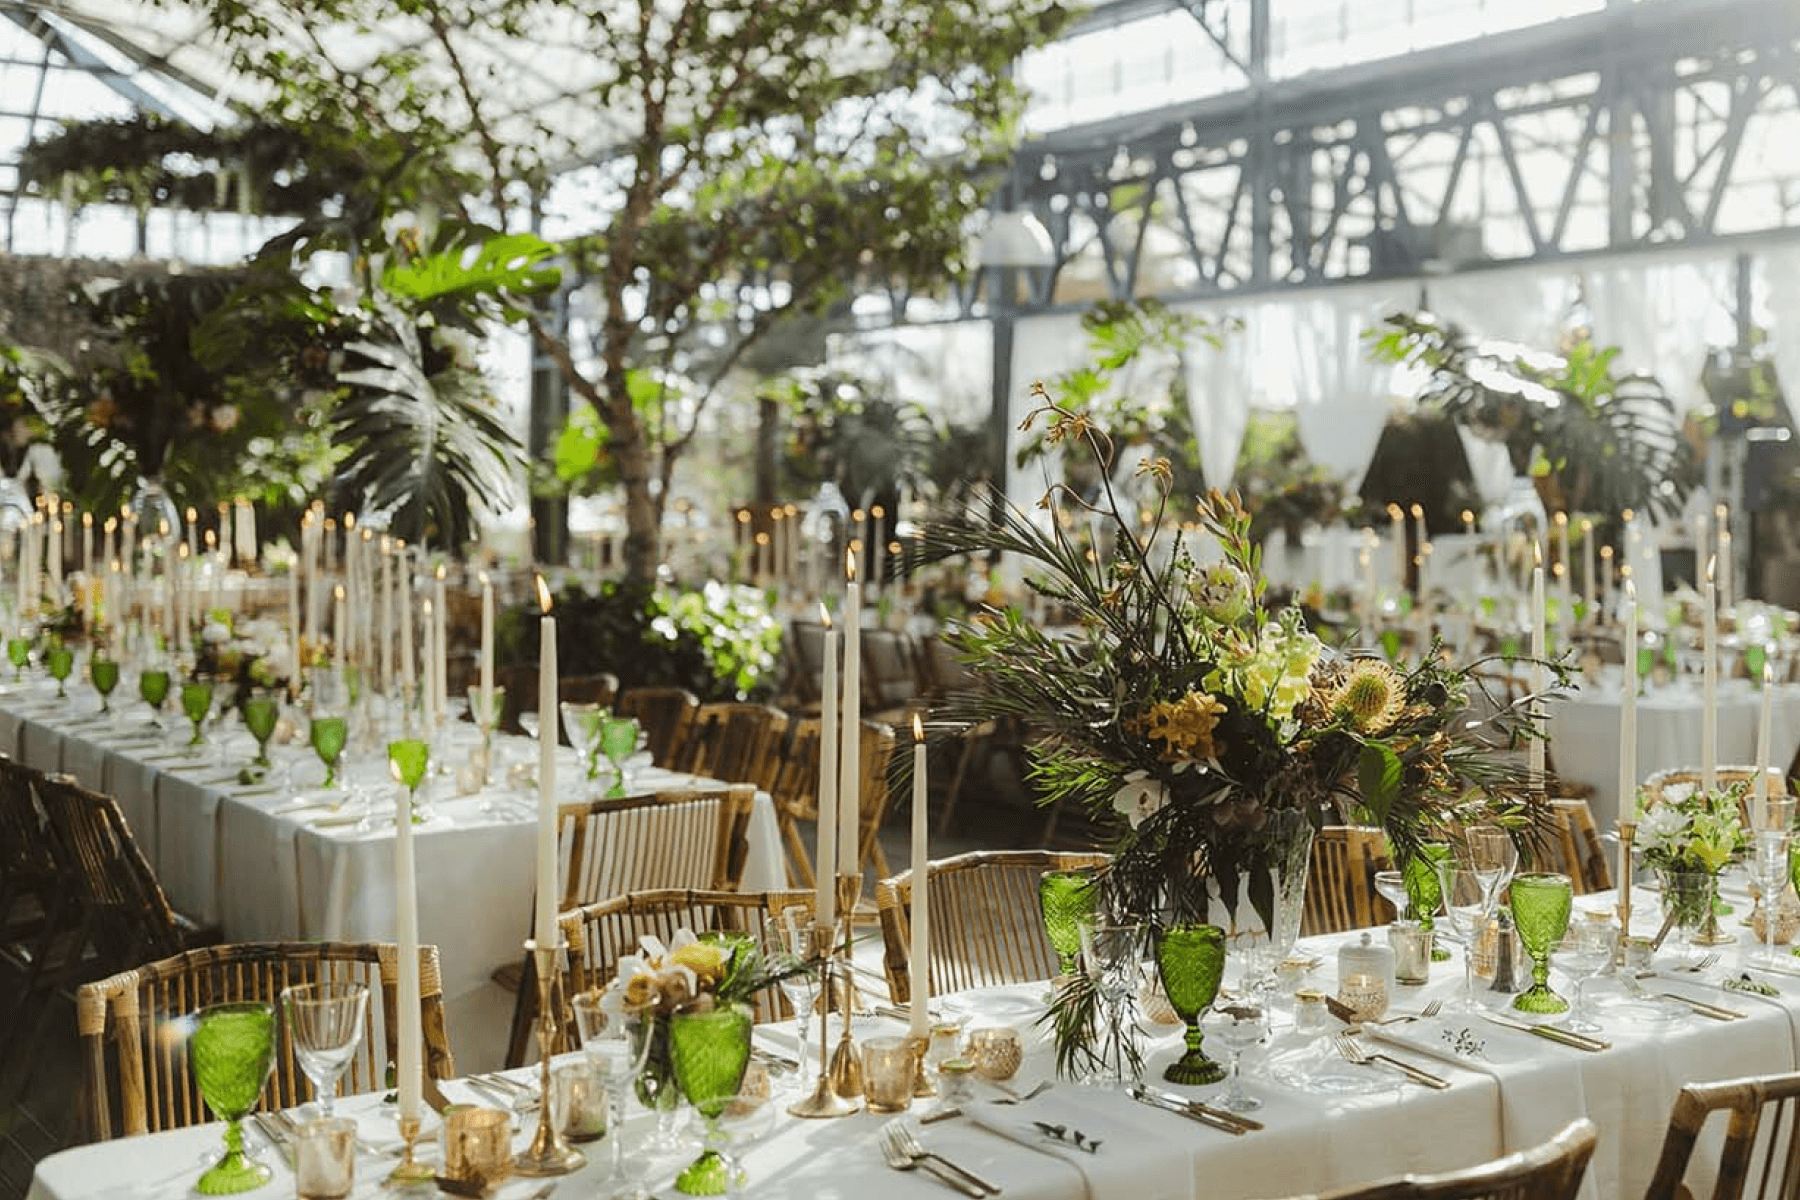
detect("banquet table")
(0, 679), (787, 1071)
(30, 884), (1800, 1200)
(1547, 673), (1800, 828)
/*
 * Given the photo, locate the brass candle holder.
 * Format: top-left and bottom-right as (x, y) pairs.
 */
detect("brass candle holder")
(386, 1113), (434, 1187)
(1616, 818), (1637, 957)
(787, 920), (857, 1119)
(514, 939), (586, 1176)
(907, 1034), (935, 1098)
(827, 873), (864, 1099)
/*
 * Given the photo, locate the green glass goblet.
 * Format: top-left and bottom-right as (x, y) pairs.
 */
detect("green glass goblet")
(1403, 843), (1454, 961)
(139, 667), (170, 729)
(598, 714), (640, 799)
(310, 715), (348, 789)
(1747, 642), (1768, 686)
(1154, 922), (1227, 1086)
(45, 643), (73, 698)
(190, 1001), (277, 1195)
(180, 681), (214, 748)
(242, 692), (279, 770)
(668, 1001), (753, 1196)
(387, 738), (430, 823)
(89, 656), (119, 713)
(1510, 872), (1574, 1014)
(1039, 868), (1098, 979)
(6, 636), (29, 682)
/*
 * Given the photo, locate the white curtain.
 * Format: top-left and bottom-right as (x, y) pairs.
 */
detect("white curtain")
(1429, 267), (1578, 350)
(1458, 428), (1518, 509)
(1007, 312), (1091, 514)
(1180, 303), (1256, 492)
(1765, 245), (1800, 428)
(1583, 257), (1734, 416)
(1286, 284), (1414, 489)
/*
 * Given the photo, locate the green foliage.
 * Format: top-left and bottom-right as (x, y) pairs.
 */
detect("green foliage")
(768, 367), (937, 503)
(497, 579), (781, 702)
(1368, 311), (1697, 519)
(1232, 410), (1346, 544)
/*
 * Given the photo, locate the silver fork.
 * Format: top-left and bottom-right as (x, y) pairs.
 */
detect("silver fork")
(1334, 1035), (1451, 1089)
(879, 1124), (987, 1196)
(990, 1081), (1053, 1105)
(887, 1121), (1002, 1195)
(1678, 953), (1722, 974)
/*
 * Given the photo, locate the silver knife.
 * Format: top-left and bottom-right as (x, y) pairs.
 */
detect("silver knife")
(1126, 1084), (1247, 1135)
(1139, 1082), (1264, 1131)
(1481, 1012), (1609, 1051)
(1656, 992), (1747, 1021)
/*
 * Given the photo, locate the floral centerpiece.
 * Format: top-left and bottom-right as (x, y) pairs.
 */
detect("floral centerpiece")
(1635, 780), (1749, 939)
(191, 610), (292, 708)
(915, 392), (1553, 1073)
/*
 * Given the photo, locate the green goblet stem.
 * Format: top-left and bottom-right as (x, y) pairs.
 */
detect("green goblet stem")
(1154, 923), (1227, 1086)
(1510, 872), (1573, 1014)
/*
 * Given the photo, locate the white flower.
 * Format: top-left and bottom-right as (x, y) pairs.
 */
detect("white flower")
(201, 621), (231, 645)
(1112, 770), (1170, 829)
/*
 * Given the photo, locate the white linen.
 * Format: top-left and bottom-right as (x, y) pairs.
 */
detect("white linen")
(1286, 285), (1415, 490)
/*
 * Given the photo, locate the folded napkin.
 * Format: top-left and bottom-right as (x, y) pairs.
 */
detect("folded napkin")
(966, 1092), (1193, 1200)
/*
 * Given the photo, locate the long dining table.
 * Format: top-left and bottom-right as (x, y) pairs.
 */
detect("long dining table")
(0, 677), (787, 1071)
(29, 878), (1800, 1200)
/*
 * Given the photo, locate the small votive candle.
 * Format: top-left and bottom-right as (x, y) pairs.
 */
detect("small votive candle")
(1388, 920), (1431, 985)
(294, 1118), (356, 1200)
(1293, 989), (1331, 1038)
(553, 1061), (606, 1142)
(863, 1036), (916, 1114)
(964, 1027), (1023, 1081)
(443, 1106), (514, 1187)
(937, 1058), (977, 1105)
(1336, 931), (1395, 1021)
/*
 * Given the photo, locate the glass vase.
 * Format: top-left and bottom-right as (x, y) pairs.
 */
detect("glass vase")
(1658, 866), (1731, 955)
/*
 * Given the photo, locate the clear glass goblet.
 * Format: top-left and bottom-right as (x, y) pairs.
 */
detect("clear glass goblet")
(281, 982), (368, 1117)
(1078, 921), (1144, 1087)
(571, 991), (655, 1199)
(1436, 863), (1498, 1013)
(560, 701), (605, 791)
(768, 919), (820, 1083)
(1558, 916), (1616, 1034)
(1201, 991), (1268, 1113)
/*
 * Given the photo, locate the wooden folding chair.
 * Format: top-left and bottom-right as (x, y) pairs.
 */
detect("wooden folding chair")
(559, 888), (815, 1029)
(1302, 827), (1390, 937)
(1645, 1070), (1800, 1200)
(76, 941), (453, 1141)
(617, 687), (700, 768)
(875, 849), (1110, 1004)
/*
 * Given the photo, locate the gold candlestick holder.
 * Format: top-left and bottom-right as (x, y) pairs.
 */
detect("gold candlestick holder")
(514, 939), (585, 1176)
(385, 1113), (433, 1187)
(827, 873), (864, 1099)
(787, 920), (857, 1119)
(907, 1034), (935, 1098)
(1616, 818), (1637, 955)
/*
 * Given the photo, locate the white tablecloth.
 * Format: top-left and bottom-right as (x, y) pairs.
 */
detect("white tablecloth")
(0, 682), (787, 1071)
(1548, 675), (1800, 827)
(30, 890), (1800, 1200)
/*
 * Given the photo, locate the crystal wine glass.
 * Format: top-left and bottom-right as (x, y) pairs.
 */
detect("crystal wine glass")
(571, 990), (656, 1198)
(388, 738), (430, 823)
(560, 701), (605, 791)
(1201, 991), (1268, 1113)
(1436, 863), (1498, 1012)
(190, 1001), (277, 1195)
(1557, 915), (1616, 1034)
(310, 715), (348, 789)
(45, 641), (73, 699)
(712, 1089), (778, 1199)
(242, 692), (279, 772)
(1752, 795), (1797, 968)
(1078, 920), (1143, 1087)
(281, 982), (368, 1117)
(1463, 824), (1518, 906)
(669, 1002), (753, 1195)
(89, 655), (119, 714)
(769, 916), (820, 1083)
(1509, 872), (1573, 1014)
(180, 680), (214, 749)
(1373, 870), (1409, 921)
(466, 684), (505, 785)
(139, 665), (171, 730)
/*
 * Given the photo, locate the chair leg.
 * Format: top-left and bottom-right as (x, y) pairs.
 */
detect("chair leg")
(777, 814), (815, 890)
(938, 727), (990, 838)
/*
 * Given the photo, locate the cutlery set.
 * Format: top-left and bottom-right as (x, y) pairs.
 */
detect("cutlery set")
(1125, 1082), (1261, 1135)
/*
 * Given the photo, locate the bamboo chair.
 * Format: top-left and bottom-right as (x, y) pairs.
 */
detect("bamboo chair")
(1301, 827), (1390, 937)
(1522, 798), (1613, 894)
(1644, 1071), (1800, 1200)
(0, 754), (57, 955)
(875, 849), (1110, 1005)
(76, 941), (454, 1141)
(675, 703), (788, 790)
(617, 687), (700, 768)
(769, 718), (899, 891)
(1297, 1117), (1596, 1199)
(498, 668), (621, 739)
(499, 785), (756, 1066)
(559, 888), (815, 1030)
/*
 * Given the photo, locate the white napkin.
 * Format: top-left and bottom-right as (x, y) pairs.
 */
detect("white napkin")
(965, 1092), (1193, 1200)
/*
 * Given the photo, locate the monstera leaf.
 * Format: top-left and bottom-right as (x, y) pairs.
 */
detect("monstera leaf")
(379, 230), (559, 320)
(334, 299), (521, 547)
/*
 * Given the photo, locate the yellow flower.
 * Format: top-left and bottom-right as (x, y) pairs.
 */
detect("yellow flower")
(672, 940), (729, 987)
(1328, 661), (1408, 734)
(621, 971), (661, 1011)
(1139, 692), (1227, 762)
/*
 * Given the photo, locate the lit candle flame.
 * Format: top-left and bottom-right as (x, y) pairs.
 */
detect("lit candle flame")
(334, 584), (345, 601)
(1707, 555), (1716, 584)
(1625, 578), (1636, 601)
(479, 570), (490, 587)
(846, 549), (858, 582)
(436, 564), (446, 580)
(535, 575), (552, 614)
(1533, 540), (1542, 567)
(818, 602), (831, 630)
(1553, 511), (1567, 526)
(82, 512), (91, 528)
(913, 713), (924, 742)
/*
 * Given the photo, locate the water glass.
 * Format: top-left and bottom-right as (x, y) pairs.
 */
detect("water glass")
(861, 1036), (915, 1113)
(1559, 914), (1617, 1034)
(1201, 992), (1268, 1113)
(282, 982), (368, 1117)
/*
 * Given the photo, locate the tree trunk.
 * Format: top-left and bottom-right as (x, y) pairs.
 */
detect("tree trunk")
(607, 373), (661, 584)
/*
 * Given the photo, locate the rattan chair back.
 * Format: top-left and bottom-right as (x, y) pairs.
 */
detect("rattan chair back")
(1642, 766), (1775, 825)
(617, 687), (700, 767)
(675, 703), (788, 789)
(1644, 1071), (1800, 1200)
(559, 785), (756, 906)
(1302, 827), (1390, 937)
(1302, 1117), (1596, 1199)
(875, 849), (1110, 1004)
(1521, 797), (1613, 894)
(559, 888), (814, 1025)
(76, 940), (453, 1141)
